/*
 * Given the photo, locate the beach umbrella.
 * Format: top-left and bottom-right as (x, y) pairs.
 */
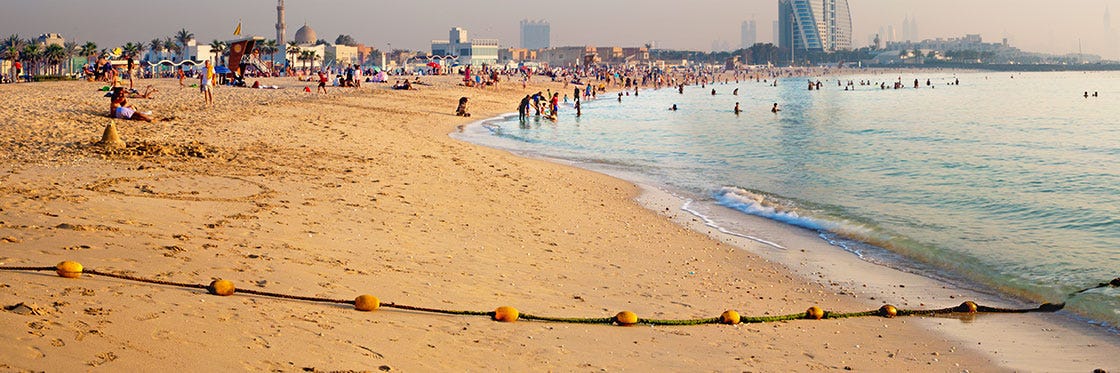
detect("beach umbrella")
(427, 62), (440, 68)
(214, 65), (232, 74)
(368, 65), (381, 72)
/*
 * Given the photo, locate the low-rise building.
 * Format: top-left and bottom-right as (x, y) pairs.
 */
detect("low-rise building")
(431, 27), (500, 66)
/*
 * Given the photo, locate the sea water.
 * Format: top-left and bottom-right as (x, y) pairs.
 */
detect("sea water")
(456, 71), (1120, 329)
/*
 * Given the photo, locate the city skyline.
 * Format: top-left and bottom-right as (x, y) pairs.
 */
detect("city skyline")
(2, 0), (1120, 59)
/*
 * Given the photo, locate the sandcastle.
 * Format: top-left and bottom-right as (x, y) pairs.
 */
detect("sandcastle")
(95, 121), (125, 149)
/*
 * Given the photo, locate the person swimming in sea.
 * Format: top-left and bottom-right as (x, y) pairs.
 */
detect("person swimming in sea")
(734, 102), (741, 115)
(771, 103), (781, 113)
(669, 104), (678, 111)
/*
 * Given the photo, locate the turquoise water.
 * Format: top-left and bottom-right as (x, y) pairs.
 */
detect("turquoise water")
(458, 71), (1120, 328)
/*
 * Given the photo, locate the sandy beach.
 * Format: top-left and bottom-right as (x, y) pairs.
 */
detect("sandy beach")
(0, 75), (1115, 371)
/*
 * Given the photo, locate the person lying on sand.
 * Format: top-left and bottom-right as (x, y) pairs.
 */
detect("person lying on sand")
(126, 85), (158, 99)
(109, 87), (153, 122)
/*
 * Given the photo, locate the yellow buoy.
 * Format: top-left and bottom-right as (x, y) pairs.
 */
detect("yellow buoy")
(615, 311), (639, 326)
(55, 261), (83, 278)
(493, 306), (519, 322)
(720, 310), (741, 325)
(805, 306), (825, 320)
(354, 295), (380, 311)
(959, 301), (978, 313)
(879, 304), (898, 318)
(207, 279), (236, 296)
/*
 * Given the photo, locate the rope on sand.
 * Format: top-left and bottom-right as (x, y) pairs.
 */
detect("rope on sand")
(2, 261), (1102, 326)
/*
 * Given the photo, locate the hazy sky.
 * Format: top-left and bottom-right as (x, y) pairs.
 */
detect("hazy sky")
(2, 0), (1119, 59)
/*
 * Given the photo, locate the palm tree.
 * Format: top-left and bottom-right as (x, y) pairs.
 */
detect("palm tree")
(209, 40), (227, 65)
(261, 39), (277, 63)
(121, 42), (140, 58)
(175, 28), (194, 60)
(163, 37), (180, 60)
(2, 35), (23, 79)
(22, 42), (42, 76)
(286, 41), (300, 66)
(80, 41), (97, 60)
(62, 41), (78, 75)
(300, 50), (319, 70)
(133, 41), (146, 59)
(149, 39), (163, 60)
(44, 44), (66, 75)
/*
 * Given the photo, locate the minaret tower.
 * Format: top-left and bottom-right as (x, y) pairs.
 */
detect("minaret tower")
(276, 0), (287, 65)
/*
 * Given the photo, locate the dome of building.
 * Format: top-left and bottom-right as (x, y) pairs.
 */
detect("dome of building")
(294, 24), (317, 44)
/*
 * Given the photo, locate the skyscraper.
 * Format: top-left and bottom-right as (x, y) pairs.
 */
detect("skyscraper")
(520, 20), (550, 50)
(741, 20), (757, 49)
(778, 0), (852, 52)
(772, 21), (780, 44)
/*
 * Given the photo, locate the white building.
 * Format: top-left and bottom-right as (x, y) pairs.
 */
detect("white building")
(326, 44), (358, 66)
(181, 39), (214, 63)
(431, 27), (499, 66)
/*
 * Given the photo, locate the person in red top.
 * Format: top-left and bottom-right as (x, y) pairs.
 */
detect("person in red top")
(550, 92), (560, 116)
(317, 70), (328, 93)
(13, 61), (22, 82)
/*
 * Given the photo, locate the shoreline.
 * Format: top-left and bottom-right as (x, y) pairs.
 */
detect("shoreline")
(0, 75), (1114, 371)
(453, 85), (1120, 371)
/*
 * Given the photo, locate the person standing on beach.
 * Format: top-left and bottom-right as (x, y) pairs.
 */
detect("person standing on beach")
(518, 95), (531, 121)
(13, 61), (21, 83)
(177, 66), (185, 87)
(550, 92), (560, 116)
(199, 60), (214, 106)
(126, 54), (135, 89)
(317, 70), (328, 94)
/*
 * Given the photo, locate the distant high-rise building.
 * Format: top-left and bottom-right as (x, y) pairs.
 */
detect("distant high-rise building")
(910, 17), (919, 42)
(902, 17), (911, 41)
(886, 25), (896, 43)
(902, 16), (919, 42)
(520, 20), (550, 49)
(778, 0), (853, 52)
(773, 21), (780, 44)
(741, 20), (757, 49)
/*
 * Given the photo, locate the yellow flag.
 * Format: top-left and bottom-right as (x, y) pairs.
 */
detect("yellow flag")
(234, 21), (242, 36)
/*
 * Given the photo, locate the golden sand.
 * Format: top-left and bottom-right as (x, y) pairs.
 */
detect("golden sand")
(0, 75), (1103, 371)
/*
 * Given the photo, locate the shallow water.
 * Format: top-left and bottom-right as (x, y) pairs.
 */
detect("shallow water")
(456, 71), (1120, 328)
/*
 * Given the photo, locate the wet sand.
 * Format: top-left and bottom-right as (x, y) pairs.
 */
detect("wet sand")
(0, 75), (1113, 371)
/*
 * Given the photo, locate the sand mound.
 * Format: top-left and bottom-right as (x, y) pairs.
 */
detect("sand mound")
(95, 122), (126, 149)
(88, 139), (219, 159)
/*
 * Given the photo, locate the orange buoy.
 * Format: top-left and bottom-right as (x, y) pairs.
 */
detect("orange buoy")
(879, 304), (898, 318)
(207, 279), (235, 296)
(958, 301), (978, 313)
(493, 306), (519, 322)
(805, 306), (825, 320)
(615, 311), (639, 326)
(55, 261), (83, 278)
(354, 295), (380, 311)
(720, 310), (741, 325)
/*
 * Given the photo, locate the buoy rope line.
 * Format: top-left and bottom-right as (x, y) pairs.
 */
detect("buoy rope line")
(2, 262), (1114, 325)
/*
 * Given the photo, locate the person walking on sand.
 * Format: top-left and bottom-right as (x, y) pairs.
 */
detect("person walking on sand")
(199, 60), (215, 106)
(317, 70), (328, 94)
